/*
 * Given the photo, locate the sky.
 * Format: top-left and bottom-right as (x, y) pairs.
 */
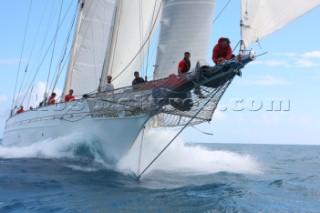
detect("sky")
(0, 1), (320, 145)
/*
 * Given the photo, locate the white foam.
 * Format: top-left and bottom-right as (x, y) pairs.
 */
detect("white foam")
(0, 132), (101, 160)
(117, 129), (261, 177)
(0, 129), (261, 178)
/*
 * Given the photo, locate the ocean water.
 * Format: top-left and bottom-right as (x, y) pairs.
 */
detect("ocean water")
(0, 131), (320, 213)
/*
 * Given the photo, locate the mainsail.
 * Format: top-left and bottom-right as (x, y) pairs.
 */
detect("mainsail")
(63, 0), (117, 97)
(154, 0), (216, 79)
(241, 0), (320, 47)
(100, 0), (163, 88)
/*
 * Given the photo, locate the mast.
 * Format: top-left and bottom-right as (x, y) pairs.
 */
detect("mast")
(99, 0), (123, 91)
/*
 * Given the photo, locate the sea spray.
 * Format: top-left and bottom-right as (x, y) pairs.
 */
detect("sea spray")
(117, 128), (261, 177)
(0, 129), (261, 177)
(0, 132), (106, 164)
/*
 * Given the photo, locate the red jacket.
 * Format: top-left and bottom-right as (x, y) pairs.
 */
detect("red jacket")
(49, 98), (55, 105)
(212, 37), (232, 64)
(178, 58), (191, 74)
(17, 109), (24, 114)
(65, 94), (75, 102)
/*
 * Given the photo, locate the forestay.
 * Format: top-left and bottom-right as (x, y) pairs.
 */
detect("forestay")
(154, 0), (216, 79)
(241, 0), (320, 47)
(63, 0), (117, 97)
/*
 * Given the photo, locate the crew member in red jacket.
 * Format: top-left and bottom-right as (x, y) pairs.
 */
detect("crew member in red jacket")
(212, 37), (232, 65)
(17, 106), (24, 114)
(49, 92), (56, 105)
(64, 89), (75, 102)
(178, 52), (191, 75)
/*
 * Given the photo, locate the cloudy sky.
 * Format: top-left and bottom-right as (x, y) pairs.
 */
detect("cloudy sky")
(1, 1), (320, 144)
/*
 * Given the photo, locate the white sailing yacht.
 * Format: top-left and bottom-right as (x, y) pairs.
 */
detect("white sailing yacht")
(3, 0), (320, 162)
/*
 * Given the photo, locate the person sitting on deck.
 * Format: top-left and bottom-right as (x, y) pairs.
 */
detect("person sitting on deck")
(132, 71), (145, 90)
(212, 37), (232, 65)
(48, 92), (56, 105)
(178, 52), (191, 75)
(65, 89), (75, 102)
(177, 52), (205, 98)
(104, 75), (114, 91)
(17, 106), (24, 114)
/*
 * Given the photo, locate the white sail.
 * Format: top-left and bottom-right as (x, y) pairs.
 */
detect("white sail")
(241, 0), (320, 47)
(101, 0), (163, 88)
(154, 0), (216, 79)
(63, 0), (117, 97)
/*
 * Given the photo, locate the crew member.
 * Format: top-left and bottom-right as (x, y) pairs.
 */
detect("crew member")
(17, 106), (24, 114)
(132, 71), (145, 89)
(49, 92), (56, 105)
(212, 37), (232, 65)
(65, 89), (75, 102)
(178, 52), (191, 75)
(105, 75), (114, 91)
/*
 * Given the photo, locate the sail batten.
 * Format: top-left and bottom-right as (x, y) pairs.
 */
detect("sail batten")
(241, 0), (320, 47)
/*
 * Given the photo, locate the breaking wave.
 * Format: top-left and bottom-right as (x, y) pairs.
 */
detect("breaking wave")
(0, 130), (261, 178)
(117, 129), (261, 177)
(0, 133), (108, 169)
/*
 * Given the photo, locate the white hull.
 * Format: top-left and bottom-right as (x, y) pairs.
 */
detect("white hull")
(3, 100), (150, 161)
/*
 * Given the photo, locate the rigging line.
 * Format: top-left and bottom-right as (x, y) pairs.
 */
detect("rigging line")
(19, 0), (50, 100)
(144, 0), (159, 79)
(50, 3), (79, 94)
(27, 84), (34, 109)
(108, 0), (123, 79)
(191, 125), (214, 136)
(27, 0), (49, 65)
(90, 4), (98, 87)
(11, 0), (33, 110)
(20, 0), (77, 104)
(139, 0), (143, 77)
(212, 0), (232, 24)
(45, 0), (64, 98)
(16, 65), (28, 107)
(65, 0), (100, 84)
(19, 1), (66, 106)
(50, 2), (82, 92)
(232, 40), (242, 53)
(137, 125), (146, 175)
(24, 0), (59, 88)
(112, 0), (164, 83)
(137, 85), (226, 180)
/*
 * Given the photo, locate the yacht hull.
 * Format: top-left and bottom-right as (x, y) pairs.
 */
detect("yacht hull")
(3, 100), (150, 160)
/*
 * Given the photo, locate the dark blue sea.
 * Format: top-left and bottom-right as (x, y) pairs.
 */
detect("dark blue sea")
(0, 134), (320, 213)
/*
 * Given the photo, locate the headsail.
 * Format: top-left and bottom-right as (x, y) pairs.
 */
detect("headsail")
(63, 0), (117, 97)
(154, 0), (216, 79)
(100, 0), (163, 88)
(241, 0), (320, 47)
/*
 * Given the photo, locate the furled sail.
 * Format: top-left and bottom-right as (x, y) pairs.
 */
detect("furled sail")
(100, 0), (163, 88)
(63, 0), (117, 97)
(241, 0), (320, 47)
(154, 0), (216, 79)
